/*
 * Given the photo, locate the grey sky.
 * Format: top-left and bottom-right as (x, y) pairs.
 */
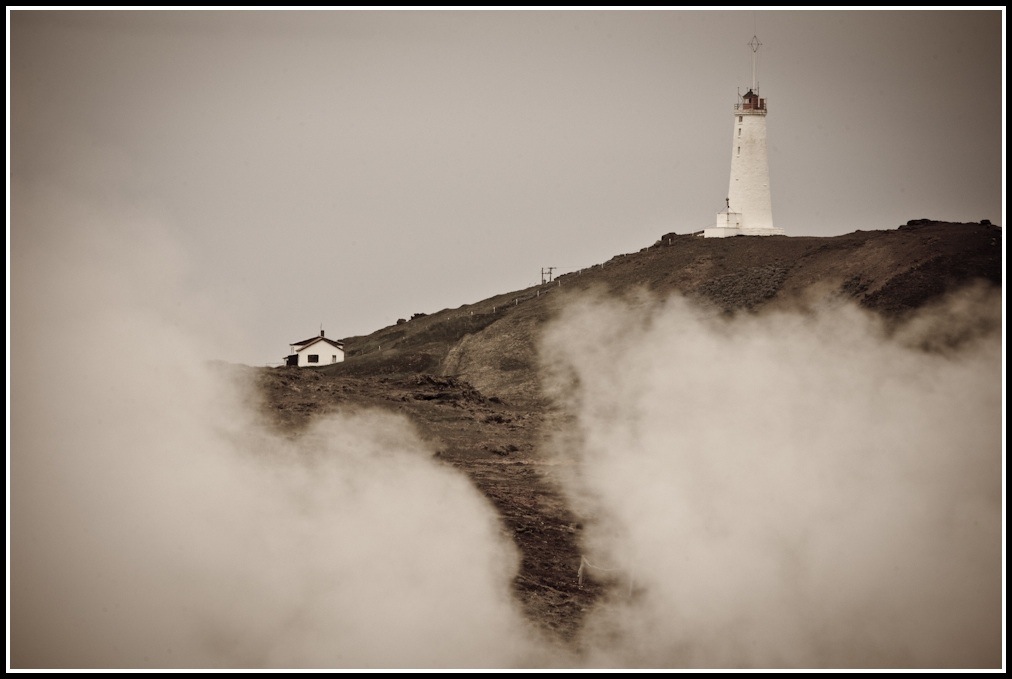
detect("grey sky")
(9, 9), (1003, 366)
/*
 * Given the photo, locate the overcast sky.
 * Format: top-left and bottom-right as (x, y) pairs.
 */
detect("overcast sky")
(9, 9), (1004, 366)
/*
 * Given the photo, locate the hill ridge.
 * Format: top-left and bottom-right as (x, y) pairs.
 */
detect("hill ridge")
(325, 219), (1001, 400)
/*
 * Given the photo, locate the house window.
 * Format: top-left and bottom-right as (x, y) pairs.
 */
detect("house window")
(332, 355), (337, 363)
(308, 354), (319, 363)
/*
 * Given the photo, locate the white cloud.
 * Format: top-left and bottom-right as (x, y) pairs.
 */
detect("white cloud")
(10, 185), (540, 668)
(541, 289), (1002, 668)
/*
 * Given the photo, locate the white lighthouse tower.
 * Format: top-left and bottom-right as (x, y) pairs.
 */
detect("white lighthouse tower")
(705, 35), (783, 238)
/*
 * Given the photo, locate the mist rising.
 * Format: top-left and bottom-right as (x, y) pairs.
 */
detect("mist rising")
(9, 185), (542, 668)
(540, 287), (1002, 668)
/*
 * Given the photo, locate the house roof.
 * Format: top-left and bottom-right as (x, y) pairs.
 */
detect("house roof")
(292, 336), (344, 352)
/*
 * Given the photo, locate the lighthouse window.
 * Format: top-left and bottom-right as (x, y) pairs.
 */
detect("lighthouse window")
(737, 146), (741, 155)
(738, 115), (743, 123)
(738, 128), (741, 136)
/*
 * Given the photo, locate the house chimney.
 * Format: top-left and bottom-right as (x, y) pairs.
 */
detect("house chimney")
(320, 329), (325, 337)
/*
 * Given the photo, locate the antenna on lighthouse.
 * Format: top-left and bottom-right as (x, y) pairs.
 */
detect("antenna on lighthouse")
(748, 34), (762, 92)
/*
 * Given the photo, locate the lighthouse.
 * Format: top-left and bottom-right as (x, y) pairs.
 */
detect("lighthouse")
(705, 35), (784, 238)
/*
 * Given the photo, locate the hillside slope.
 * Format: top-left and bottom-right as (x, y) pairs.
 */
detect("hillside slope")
(256, 219), (1001, 640)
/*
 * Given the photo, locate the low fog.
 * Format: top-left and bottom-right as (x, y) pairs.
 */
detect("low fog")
(9, 185), (542, 668)
(10, 181), (1002, 669)
(540, 288), (1002, 668)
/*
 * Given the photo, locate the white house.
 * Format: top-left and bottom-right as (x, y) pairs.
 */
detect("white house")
(285, 330), (345, 367)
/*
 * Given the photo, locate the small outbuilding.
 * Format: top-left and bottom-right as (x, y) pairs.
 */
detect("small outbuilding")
(285, 330), (344, 367)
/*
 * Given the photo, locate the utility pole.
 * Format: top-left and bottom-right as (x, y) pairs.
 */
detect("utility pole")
(541, 267), (556, 284)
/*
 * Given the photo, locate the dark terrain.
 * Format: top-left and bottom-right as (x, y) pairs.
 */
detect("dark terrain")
(253, 219), (1001, 639)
